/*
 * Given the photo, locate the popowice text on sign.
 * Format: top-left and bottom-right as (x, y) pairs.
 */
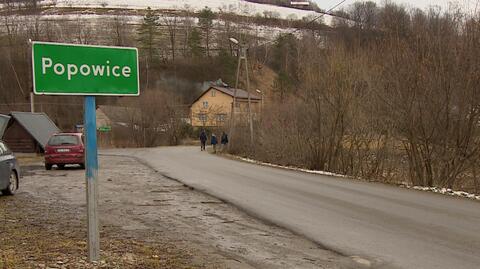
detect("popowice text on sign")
(32, 42), (139, 96)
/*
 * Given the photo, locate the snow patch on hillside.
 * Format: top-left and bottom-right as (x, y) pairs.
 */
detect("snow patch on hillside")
(32, 13), (298, 41)
(41, 0), (333, 24)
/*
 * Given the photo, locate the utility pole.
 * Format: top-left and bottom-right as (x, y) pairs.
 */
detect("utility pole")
(229, 42), (241, 151)
(228, 38), (254, 150)
(30, 92), (34, 113)
(28, 39), (34, 113)
(244, 47), (254, 145)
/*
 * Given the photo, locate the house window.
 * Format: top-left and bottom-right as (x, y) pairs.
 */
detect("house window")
(203, 101), (209, 108)
(198, 113), (207, 122)
(211, 90), (216, 97)
(216, 114), (226, 122)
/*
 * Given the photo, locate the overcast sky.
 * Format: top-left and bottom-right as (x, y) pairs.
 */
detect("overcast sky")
(313, 0), (479, 11)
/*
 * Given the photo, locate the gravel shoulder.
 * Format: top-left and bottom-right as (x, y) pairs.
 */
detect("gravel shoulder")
(1, 155), (357, 269)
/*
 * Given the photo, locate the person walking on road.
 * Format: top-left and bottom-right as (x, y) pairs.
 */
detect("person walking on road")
(200, 129), (207, 151)
(221, 132), (229, 152)
(211, 133), (218, 153)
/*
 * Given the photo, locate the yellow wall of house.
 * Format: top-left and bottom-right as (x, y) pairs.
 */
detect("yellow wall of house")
(190, 88), (261, 127)
(191, 88), (232, 127)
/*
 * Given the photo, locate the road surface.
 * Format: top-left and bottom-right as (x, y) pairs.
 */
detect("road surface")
(107, 146), (480, 269)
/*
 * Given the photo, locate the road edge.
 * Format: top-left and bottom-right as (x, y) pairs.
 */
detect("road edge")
(219, 153), (480, 202)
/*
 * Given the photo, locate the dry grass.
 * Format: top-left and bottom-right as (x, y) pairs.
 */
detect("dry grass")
(14, 153), (44, 166)
(0, 194), (205, 269)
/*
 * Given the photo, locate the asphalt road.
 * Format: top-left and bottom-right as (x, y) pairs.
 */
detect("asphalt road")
(107, 146), (480, 269)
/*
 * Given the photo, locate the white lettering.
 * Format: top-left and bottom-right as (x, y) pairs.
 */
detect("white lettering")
(67, 64), (78, 80)
(122, 66), (131, 78)
(112, 66), (120, 77)
(92, 65), (105, 76)
(42, 58), (52, 74)
(54, 63), (65, 75)
(41, 59), (133, 80)
(80, 64), (91, 76)
(106, 61), (110, 77)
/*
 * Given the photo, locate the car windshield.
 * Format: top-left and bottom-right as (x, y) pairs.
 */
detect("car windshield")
(0, 142), (8, 155)
(48, 135), (79, 146)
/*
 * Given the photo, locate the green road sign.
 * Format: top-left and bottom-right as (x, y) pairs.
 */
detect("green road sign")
(97, 126), (112, 132)
(32, 42), (139, 96)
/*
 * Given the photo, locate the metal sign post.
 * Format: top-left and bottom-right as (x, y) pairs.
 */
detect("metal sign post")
(31, 41), (140, 263)
(84, 96), (99, 261)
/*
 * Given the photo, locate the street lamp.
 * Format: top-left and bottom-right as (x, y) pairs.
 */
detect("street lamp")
(256, 89), (264, 108)
(229, 37), (239, 45)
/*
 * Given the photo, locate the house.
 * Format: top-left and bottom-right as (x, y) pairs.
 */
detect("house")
(1, 112), (61, 153)
(96, 105), (134, 129)
(190, 86), (262, 127)
(95, 105), (140, 147)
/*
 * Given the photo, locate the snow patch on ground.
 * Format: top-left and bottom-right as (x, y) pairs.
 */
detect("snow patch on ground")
(404, 186), (480, 201)
(237, 156), (346, 177)
(235, 156), (480, 201)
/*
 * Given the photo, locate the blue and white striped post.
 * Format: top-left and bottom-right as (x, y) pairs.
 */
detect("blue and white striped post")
(84, 96), (99, 262)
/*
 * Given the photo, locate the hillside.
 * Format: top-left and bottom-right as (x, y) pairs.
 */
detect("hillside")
(4, 0), (335, 24)
(245, 0), (323, 12)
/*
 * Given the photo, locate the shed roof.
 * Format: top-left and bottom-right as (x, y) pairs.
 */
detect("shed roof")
(10, 112), (61, 149)
(0, 114), (10, 138)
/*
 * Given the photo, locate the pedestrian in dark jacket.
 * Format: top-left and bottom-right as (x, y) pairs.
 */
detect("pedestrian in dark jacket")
(221, 132), (228, 152)
(211, 133), (218, 153)
(200, 130), (207, 151)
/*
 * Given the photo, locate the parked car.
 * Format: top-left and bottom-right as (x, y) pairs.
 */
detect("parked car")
(0, 140), (20, 195)
(44, 133), (85, 170)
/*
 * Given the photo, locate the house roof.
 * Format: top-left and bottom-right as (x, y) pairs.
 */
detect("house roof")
(10, 112), (61, 149)
(191, 86), (261, 106)
(0, 114), (10, 138)
(211, 86), (261, 100)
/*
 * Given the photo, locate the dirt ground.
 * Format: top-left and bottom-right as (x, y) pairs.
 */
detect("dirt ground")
(1, 155), (359, 269)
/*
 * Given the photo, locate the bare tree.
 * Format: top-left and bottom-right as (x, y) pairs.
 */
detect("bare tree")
(162, 13), (179, 63)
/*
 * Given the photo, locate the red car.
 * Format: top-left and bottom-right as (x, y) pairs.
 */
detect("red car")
(44, 133), (85, 170)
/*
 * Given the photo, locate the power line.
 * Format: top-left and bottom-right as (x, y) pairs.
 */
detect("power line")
(259, 0), (350, 46)
(303, 0), (350, 27)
